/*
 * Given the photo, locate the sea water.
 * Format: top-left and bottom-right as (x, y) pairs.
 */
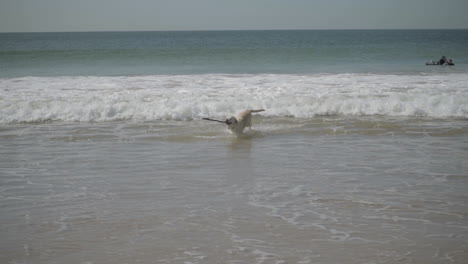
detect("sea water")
(2, 30), (468, 77)
(1, 30), (468, 264)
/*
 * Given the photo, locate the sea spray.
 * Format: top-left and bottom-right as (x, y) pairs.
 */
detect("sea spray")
(1, 73), (467, 123)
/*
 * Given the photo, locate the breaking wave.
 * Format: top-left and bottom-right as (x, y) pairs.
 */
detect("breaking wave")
(1, 73), (467, 123)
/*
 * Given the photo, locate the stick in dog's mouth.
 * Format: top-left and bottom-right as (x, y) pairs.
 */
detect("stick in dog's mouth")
(203, 109), (265, 136)
(202, 117), (228, 124)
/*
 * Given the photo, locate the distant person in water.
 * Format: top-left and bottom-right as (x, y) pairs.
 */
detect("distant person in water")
(438, 56), (448, 65)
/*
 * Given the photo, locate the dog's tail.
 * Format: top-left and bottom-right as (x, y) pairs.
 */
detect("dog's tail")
(250, 109), (265, 113)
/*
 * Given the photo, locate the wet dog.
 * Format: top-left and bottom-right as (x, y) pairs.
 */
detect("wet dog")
(225, 109), (265, 136)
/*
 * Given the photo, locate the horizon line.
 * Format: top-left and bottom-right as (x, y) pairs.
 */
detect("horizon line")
(1, 28), (467, 34)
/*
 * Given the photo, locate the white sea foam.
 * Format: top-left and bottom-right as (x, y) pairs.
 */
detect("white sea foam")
(1, 73), (467, 123)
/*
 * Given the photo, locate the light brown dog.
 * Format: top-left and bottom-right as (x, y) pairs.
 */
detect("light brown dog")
(225, 109), (265, 136)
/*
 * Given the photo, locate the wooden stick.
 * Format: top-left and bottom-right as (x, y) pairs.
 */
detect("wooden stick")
(202, 118), (226, 124)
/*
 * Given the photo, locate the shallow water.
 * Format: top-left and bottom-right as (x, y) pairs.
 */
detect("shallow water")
(1, 117), (467, 264)
(1, 29), (468, 263)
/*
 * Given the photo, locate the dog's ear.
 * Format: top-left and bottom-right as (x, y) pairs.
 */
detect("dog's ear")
(225, 116), (236, 125)
(225, 116), (232, 125)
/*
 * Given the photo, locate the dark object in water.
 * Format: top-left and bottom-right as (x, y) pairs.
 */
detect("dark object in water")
(202, 117), (227, 124)
(426, 61), (455, 66)
(426, 57), (455, 66)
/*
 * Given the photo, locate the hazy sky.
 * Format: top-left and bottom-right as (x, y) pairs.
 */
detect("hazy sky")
(1, 0), (467, 32)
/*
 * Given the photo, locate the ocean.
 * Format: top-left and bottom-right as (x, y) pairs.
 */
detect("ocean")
(1, 30), (468, 264)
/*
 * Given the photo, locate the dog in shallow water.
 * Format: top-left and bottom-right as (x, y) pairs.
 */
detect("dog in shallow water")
(225, 109), (265, 136)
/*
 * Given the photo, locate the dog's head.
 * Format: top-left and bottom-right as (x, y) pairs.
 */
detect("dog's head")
(225, 116), (238, 129)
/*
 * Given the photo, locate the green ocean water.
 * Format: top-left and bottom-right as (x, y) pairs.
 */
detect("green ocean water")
(1, 30), (467, 77)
